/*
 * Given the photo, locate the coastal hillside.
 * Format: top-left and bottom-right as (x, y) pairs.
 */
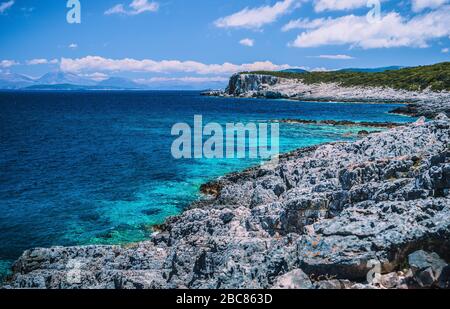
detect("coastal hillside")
(202, 62), (450, 118)
(247, 62), (450, 92)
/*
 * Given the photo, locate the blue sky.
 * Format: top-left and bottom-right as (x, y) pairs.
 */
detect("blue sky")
(0, 0), (449, 86)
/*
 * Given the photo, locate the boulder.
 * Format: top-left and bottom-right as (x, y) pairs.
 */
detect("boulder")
(408, 251), (447, 288)
(271, 269), (313, 289)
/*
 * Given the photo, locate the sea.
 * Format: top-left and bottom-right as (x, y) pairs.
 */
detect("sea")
(0, 91), (415, 279)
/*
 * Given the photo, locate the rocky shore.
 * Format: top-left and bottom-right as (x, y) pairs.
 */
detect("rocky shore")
(390, 101), (450, 119)
(202, 74), (450, 119)
(3, 114), (449, 289)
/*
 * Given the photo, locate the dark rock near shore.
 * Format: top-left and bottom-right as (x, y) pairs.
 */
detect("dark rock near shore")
(142, 209), (162, 216)
(358, 130), (370, 136)
(391, 101), (450, 119)
(278, 119), (404, 128)
(408, 250), (447, 288)
(3, 115), (450, 289)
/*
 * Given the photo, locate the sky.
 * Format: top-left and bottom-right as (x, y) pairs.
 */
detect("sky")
(0, 0), (449, 87)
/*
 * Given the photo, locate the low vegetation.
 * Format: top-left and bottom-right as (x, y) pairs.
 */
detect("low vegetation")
(244, 62), (450, 92)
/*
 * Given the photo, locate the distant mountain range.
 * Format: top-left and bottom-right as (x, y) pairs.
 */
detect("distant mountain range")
(0, 71), (226, 91)
(0, 72), (154, 90)
(36, 72), (97, 86)
(0, 66), (407, 91)
(0, 72), (36, 89)
(279, 68), (309, 74)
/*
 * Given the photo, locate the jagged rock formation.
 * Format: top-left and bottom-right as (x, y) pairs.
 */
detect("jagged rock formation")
(390, 101), (450, 119)
(408, 250), (448, 288)
(225, 74), (280, 97)
(203, 74), (450, 118)
(3, 115), (450, 289)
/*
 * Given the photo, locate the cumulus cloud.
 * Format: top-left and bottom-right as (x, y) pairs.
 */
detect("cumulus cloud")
(60, 56), (291, 75)
(310, 67), (332, 71)
(0, 0), (14, 14)
(288, 6), (450, 49)
(134, 76), (229, 85)
(0, 59), (18, 68)
(313, 0), (368, 12)
(105, 4), (126, 15)
(442, 47), (449, 53)
(69, 43), (78, 49)
(239, 38), (255, 47)
(311, 54), (355, 59)
(282, 17), (328, 31)
(26, 58), (59, 65)
(412, 0), (449, 12)
(214, 0), (301, 29)
(105, 0), (159, 15)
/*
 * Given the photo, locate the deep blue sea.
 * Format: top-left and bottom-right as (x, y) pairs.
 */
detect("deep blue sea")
(0, 91), (415, 278)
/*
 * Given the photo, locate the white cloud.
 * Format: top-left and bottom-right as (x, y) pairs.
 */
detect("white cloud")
(26, 59), (47, 65)
(412, 0), (449, 12)
(0, 59), (18, 68)
(214, 0), (301, 29)
(239, 38), (255, 47)
(0, 0), (14, 14)
(105, 0), (159, 15)
(289, 6), (450, 49)
(442, 47), (449, 53)
(129, 0), (158, 13)
(282, 18), (328, 31)
(26, 58), (59, 65)
(311, 54), (355, 59)
(134, 76), (229, 85)
(105, 4), (125, 15)
(313, 0), (368, 12)
(60, 56), (292, 75)
(69, 43), (78, 49)
(310, 67), (332, 71)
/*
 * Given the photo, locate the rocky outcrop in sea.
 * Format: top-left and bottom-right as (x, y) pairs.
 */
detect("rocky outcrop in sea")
(202, 74), (450, 118)
(3, 114), (449, 289)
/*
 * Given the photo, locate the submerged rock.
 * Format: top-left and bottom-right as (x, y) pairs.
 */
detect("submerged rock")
(3, 116), (450, 289)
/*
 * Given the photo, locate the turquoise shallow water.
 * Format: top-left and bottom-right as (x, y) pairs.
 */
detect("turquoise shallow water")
(0, 91), (415, 279)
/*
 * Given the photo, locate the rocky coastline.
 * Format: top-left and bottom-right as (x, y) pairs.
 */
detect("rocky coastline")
(3, 114), (449, 289)
(202, 74), (450, 119)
